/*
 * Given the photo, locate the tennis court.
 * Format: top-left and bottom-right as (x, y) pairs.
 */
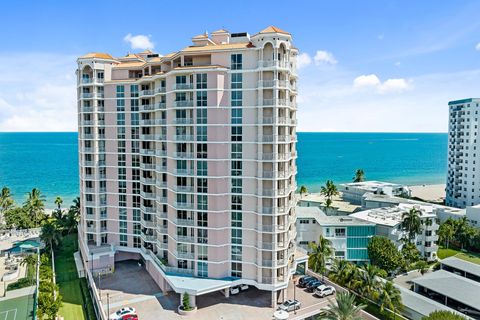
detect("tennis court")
(0, 293), (35, 320)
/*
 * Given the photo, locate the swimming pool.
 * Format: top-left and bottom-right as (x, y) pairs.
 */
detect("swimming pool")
(7, 239), (41, 253)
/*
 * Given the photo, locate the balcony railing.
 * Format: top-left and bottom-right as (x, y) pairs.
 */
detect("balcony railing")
(173, 100), (193, 107)
(172, 83), (194, 90)
(140, 90), (155, 96)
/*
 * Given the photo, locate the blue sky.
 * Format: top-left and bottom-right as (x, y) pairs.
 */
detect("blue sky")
(0, 0), (479, 132)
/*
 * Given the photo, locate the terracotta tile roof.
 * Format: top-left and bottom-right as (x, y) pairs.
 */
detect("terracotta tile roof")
(211, 29), (229, 34)
(258, 26), (290, 35)
(114, 61), (146, 68)
(181, 42), (253, 52)
(173, 65), (227, 70)
(192, 33), (208, 39)
(79, 52), (115, 60)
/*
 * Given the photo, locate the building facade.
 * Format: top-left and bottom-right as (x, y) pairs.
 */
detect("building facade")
(296, 207), (375, 264)
(446, 98), (480, 208)
(76, 26), (300, 305)
(350, 204), (439, 261)
(339, 181), (411, 205)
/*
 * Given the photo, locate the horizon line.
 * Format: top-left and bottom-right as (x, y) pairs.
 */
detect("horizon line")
(0, 131), (449, 134)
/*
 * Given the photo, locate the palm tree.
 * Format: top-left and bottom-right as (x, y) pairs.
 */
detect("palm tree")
(320, 180), (339, 207)
(378, 281), (403, 319)
(329, 259), (351, 286)
(308, 235), (333, 279)
(299, 185), (308, 198)
(358, 264), (383, 299)
(21, 254), (38, 284)
(70, 197), (80, 216)
(455, 217), (475, 249)
(40, 221), (61, 251)
(63, 209), (79, 234)
(438, 222), (455, 249)
(317, 292), (366, 320)
(24, 188), (46, 227)
(54, 196), (63, 210)
(401, 208), (423, 242)
(0, 186), (14, 213)
(353, 169), (365, 182)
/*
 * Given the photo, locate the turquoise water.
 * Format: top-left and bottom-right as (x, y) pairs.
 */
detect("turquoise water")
(0, 132), (447, 208)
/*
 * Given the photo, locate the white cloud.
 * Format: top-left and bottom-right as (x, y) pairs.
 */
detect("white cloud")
(123, 33), (154, 50)
(353, 74), (381, 88)
(314, 50), (337, 65)
(395, 61), (401, 67)
(353, 74), (411, 93)
(476, 42), (480, 51)
(296, 53), (312, 69)
(297, 67), (480, 132)
(0, 53), (77, 132)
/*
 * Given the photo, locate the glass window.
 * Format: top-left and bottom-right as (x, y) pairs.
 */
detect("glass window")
(231, 54), (242, 70)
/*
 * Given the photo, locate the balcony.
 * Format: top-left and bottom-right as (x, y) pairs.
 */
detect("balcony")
(139, 148), (155, 156)
(140, 163), (155, 170)
(156, 180), (167, 188)
(155, 102), (166, 109)
(155, 87), (166, 94)
(258, 60), (289, 69)
(172, 83), (193, 90)
(156, 240), (168, 250)
(173, 152), (195, 159)
(174, 250), (195, 260)
(173, 118), (194, 125)
(174, 169), (195, 176)
(140, 205), (156, 214)
(173, 100), (193, 107)
(156, 226), (168, 234)
(139, 89), (155, 97)
(140, 219), (156, 228)
(139, 104), (155, 111)
(140, 233), (156, 243)
(174, 135), (194, 142)
(175, 235), (195, 243)
(175, 218), (195, 226)
(140, 190), (156, 199)
(140, 176), (155, 184)
(155, 150), (167, 157)
(174, 202), (194, 210)
(156, 196), (167, 203)
(174, 185), (194, 193)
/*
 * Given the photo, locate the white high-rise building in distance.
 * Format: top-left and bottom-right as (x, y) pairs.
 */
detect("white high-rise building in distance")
(76, 26), (305, 307)
(446, 98), (480, 208)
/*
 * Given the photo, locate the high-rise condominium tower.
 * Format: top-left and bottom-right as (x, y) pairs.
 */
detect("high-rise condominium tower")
(76, 26), (303, 306)
(446, 98), (480, 208)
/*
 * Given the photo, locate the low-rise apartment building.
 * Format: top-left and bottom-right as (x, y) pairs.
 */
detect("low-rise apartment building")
(339, 181), (411, 205)
(350, 203), (439, 261)
(296, 206), (375, 264)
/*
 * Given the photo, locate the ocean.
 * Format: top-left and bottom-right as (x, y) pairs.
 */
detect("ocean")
(0, 132), (447, 209)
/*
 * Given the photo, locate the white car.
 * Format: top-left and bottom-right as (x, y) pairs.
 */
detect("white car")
(230, 286), (240, 295)
(314, 285), (336, 298)
(240, 284), (249, 291)
(278, 299), (301, 312)
(109, 307), (136, 320)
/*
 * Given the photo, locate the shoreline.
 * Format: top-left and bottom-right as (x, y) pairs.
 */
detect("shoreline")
(408, 184), (446, 202)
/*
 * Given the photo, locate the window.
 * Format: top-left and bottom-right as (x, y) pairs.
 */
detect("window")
(231, 126), (242, 141)
(231, 91), (242, 107)
(176, 75), (186, 84)
(231, 211), (242, 228)
(232, 108), (242, 124)
(196, 74), (207, 89)
(196, 91), (207, 107)
(231, 73), (242, 89)
(231, 54), (242, 70)
(130, 85), (138, 97)
(197, 229), (208, 244)
(116, 85), (125, 98)
(335, 228), (346, 237)
(197, 161), (208, 176)
(231, 262), (242, 278)
(231, 245), (242, 261)
(299, 219), (310, 224)
(231, 229), (242, 244)
(197, 262), (208, 277)
(231, 178), (242, 193)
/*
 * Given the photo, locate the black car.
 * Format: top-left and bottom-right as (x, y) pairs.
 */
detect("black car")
(300, 277), (318, 288)
(306, 280), (323, 292)
(298, 276), (314, 287)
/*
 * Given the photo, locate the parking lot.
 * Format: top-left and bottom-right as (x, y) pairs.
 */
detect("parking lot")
(96, 261), (335, 319)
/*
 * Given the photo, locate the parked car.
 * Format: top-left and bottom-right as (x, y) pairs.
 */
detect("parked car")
(122, 315), (138, 320)
(240, 284), (249, 291)
(306, 280), (323, 292)
(278, 299), (301, 312)
(459, 307), (480, 317)
(298, 276), (314, 287)
(109, 307), (136, 320)
(314, 285), (336, 298)
(230, 286), (240, 295)
(300, 277), (318, 288)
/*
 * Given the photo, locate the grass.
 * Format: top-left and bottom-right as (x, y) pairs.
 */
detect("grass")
(55, 233), (95, 320)
(437, 246), (480, 265)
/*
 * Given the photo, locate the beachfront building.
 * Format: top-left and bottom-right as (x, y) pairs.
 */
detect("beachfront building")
(350, 203), (439, 261)
(296, 206), (375, 264)
(76, 26), (301, 307)
(446, 98), (480, 208)
(339, 181), (411, 205)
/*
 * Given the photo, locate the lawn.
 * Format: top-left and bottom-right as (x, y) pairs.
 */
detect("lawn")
(437, 247), (480, 265)
(55, 233), (95, 320)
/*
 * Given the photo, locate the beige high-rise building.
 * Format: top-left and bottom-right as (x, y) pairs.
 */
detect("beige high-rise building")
(76, 26), (304, 306)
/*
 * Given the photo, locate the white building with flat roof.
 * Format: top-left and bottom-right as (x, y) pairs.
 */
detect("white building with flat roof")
(446, 98), (480, 208)
(350, 203), (439, 261)
(339, 181), (411, 205)
(296, 206), (375, 264)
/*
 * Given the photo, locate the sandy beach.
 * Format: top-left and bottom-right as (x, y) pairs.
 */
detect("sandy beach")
(409, 184), (446, 202)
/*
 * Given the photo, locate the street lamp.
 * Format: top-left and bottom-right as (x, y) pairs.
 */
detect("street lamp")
(107, 293), (110, 316)
(293, 277), (297, 315)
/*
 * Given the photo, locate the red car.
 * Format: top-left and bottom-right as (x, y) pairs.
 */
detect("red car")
(122, 315), (138, 320)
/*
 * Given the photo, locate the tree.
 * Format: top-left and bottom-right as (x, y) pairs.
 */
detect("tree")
(317, 292), (366, 320)
(415, 260), (429, 275)
(320, 180), (339, 207)
(357, 264), (384, 299)
(308, 235), (333, 279)
(422, 310), (465, 320)
(353, 169), (365, 182)
(455, 217), (475, 249)
(23, 188), (46, 227)
(54, 196), (63, 210)
(402, 208), (423, 242)
(63, 209), (79, 234)
(21, 254), (38, 284)
(401, 242), (421, 266)
(0, 186), (14, 214)
(182, 292), (192, 311)
(4, 207), (34, 229)
(378, 281), (403, 318)
(367, 236), (404, 274)
(299, 185), (308, 198)
(438, 222), (455, 249)
(70, 197), (80, 216)
(40, 221), (61, 251)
